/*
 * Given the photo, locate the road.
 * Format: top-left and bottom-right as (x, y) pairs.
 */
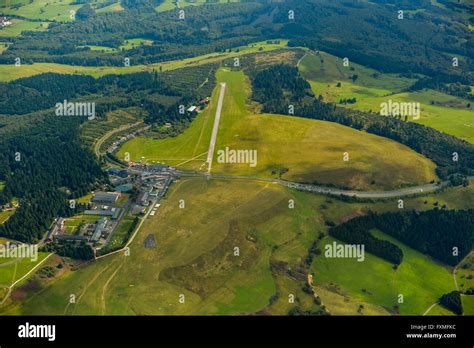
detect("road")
(206, 82), (226, 173)
(175, 171), (464, 199)
(94, 121), (144, 157)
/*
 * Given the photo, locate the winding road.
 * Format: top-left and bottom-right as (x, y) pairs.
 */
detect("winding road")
(175, 171), (463, 200)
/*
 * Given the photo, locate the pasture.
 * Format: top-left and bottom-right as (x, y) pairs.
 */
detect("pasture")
(299, 52), (474, 143)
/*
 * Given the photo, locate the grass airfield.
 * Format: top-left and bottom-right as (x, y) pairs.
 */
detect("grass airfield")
(121, 68), (438, 191)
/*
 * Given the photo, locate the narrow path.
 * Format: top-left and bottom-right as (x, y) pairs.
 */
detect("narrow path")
(101, 261), (125, 315)
(423, 302), (438, 316)
(0, 253), (53, 305)
(206, 82), (226, 173)
(94, 121), (144, 157)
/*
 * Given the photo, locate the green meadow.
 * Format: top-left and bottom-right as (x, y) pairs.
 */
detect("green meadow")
(0, 40), (289, 82)
(0, 177), (472, 315)
(0, 242), (49, 304)
(312, 231), (455, 316)
(213, 70), (437, 190)
(155, 0), (241, 13)
(0, 19), (50, 37)
(0, 0), (82, 22)
(0, 210), (14, 224)
(462, 295), (474, 315)
(122, 67), (438, 190)
(119, 38), (153, 50)
(299, 52), (474, 143)
(0, 179), (300, 315)
(0, 0), (122, 22)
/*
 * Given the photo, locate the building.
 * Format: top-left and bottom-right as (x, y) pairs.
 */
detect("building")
(187, 106), (198, 113)
(0, 17), (11, 28)
(84, 207), (121, 220)
(91, 218), (107, 242)
(55, 235), (89, 242)
(92, 192), (120, 204)
(107, 168), (129, 178)
(138, 191), (150, 206)
(46, 217), (65, 241)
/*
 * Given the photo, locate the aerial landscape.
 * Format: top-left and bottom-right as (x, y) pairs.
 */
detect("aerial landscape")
(0, 1), (473, 337)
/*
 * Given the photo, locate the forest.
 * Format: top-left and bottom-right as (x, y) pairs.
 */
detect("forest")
(0, 0), (471, 88)
(0, 116), (108, 243)
(330, 209), (474, 266)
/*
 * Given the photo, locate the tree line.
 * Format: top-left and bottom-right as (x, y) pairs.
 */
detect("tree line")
(329, 209), (473, 266)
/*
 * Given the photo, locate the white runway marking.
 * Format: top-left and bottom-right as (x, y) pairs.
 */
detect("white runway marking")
(207, 82), (226, 174)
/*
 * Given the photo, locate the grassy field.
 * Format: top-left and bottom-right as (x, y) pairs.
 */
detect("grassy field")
(456, 252), (474, 293)
(0, 40), (289, 82)
(0, 0), (82, 22)
(312, 231), (456, 315)
(0, 19), (50, 37)
(76, 38), (152, 53)
(0, 210), (15, 224)
(0, 238), (49, 304)
(1, 176), (472, 315)
(0, 179), (310, 314)
(77, 45), (117, 53)
(299, 52), (474, 143)
(0, 42), (10, 53)
(155, 0), (241, 13)
(119, 38), (153, 50)
(0, 0), (120, 21)
(99, 216), (135, 254)
(95, 1), (123, 13)
(462, 295), (474, 315)
(122, 68), (438, 190)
